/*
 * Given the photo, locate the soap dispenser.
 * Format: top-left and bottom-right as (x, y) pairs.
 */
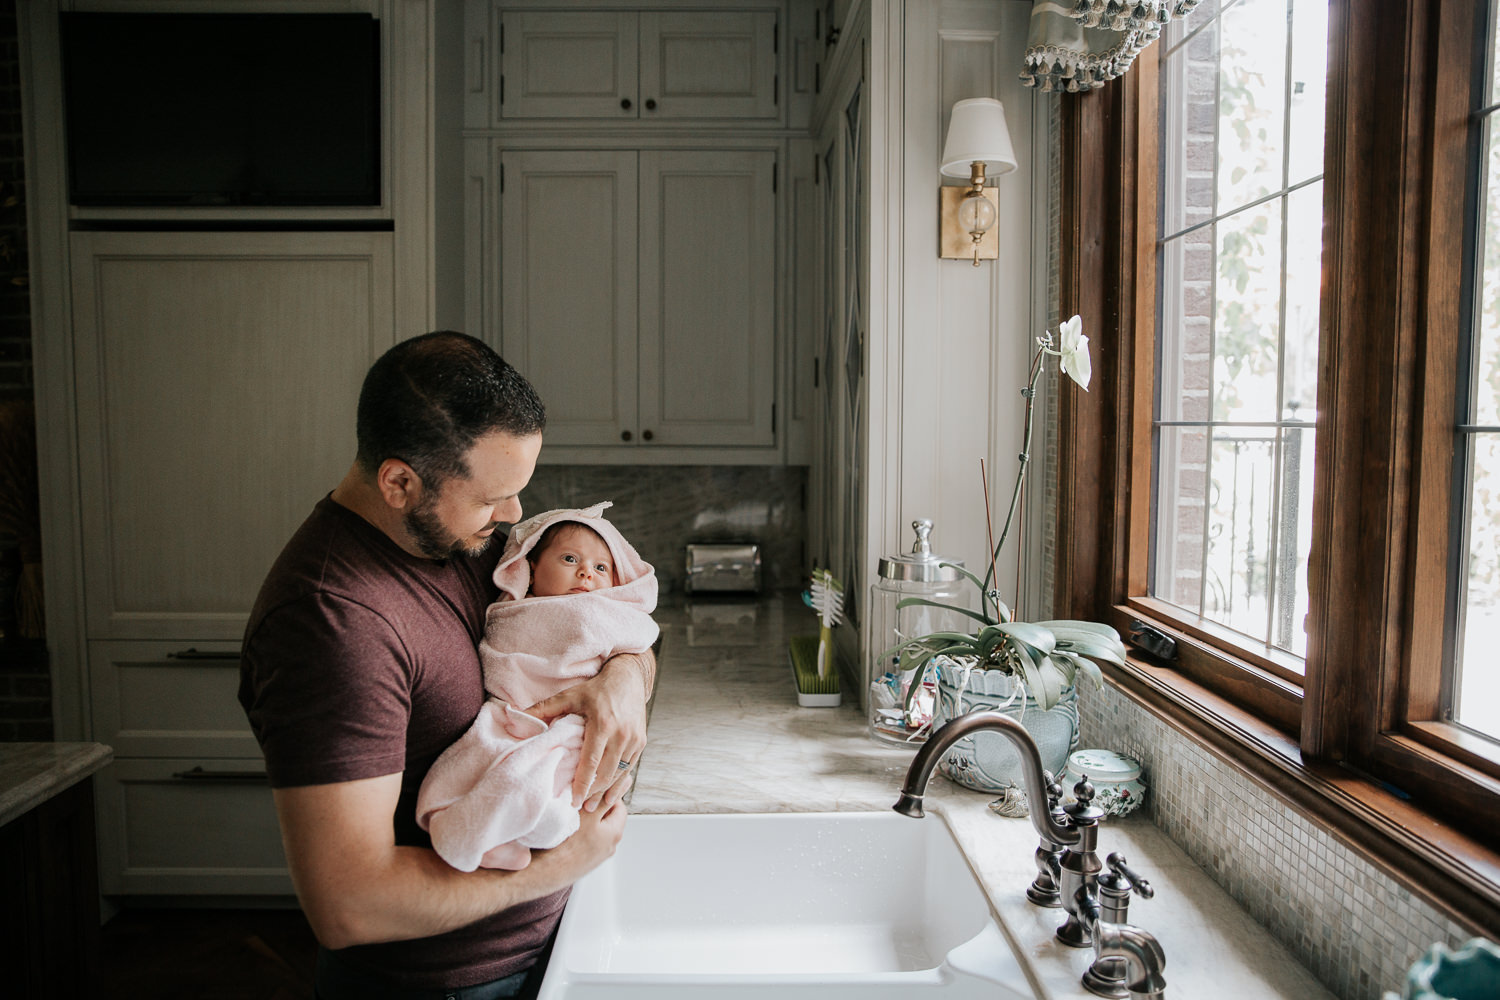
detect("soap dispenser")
(867, 519), (971, 744)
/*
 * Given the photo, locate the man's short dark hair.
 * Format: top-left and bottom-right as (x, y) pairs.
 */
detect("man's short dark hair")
(355, 331), (545, 487)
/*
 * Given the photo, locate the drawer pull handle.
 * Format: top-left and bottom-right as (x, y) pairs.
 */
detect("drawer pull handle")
(171, 767), (269, 784)
(167, 648), (241, 660)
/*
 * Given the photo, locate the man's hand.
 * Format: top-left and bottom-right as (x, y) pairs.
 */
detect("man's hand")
(525, 649), (653, 810)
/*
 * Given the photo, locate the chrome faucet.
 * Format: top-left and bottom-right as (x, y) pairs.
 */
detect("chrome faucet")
(893, 710), (1167, 1000)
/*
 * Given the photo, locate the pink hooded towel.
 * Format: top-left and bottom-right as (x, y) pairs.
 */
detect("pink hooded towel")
(415, 502), (658, 872)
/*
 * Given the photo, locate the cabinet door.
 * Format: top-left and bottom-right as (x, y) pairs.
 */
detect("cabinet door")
(639, 11), (779, 120)
(69, 231), (395, 640)
(639, 150), (777, 447)
(501, 150), (640, 446)
(499, 11), (638, 120)
(94, 758), (290, 896)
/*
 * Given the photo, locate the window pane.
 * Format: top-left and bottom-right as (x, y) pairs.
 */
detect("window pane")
(1284, 182), (1322, 419)
(1159, 227), (1215, 424)
(1457, 434), (1500, 742)
(1214, 202), (1284, 425)
(1287, 0), (1328, 186)
(1455, 15), (1500, 744)
(1474, 117), (1500, 428)
(1491, 0), (1500, 106)
(1218, 0), (1290, 213)
(1156, 423), (1210, 616)
(1161, 12), (1220, 238)
(1153, 0), (1326, 665)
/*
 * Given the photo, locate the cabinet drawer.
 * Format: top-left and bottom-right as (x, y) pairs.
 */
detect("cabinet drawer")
(88, 640), (259, 758)
(95, 758), (291, 896)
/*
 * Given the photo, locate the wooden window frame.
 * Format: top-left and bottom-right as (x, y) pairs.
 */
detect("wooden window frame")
(1055, 0), (1500, 932)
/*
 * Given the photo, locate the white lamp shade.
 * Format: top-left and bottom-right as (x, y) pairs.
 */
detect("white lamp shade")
(939, 97), (1018, 179)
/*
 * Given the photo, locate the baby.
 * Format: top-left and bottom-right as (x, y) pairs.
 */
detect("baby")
(416, 501), (658, 872)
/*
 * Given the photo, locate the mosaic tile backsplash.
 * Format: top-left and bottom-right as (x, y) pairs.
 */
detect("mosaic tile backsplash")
(517, 465), (808, 595)
(1078, 682), (1478, 1000)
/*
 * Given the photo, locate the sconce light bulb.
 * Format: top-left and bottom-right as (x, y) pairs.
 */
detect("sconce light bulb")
(959, 192), (997, 238)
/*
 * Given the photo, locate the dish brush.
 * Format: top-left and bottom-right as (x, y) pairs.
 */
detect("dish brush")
(790, 569), (844, 706)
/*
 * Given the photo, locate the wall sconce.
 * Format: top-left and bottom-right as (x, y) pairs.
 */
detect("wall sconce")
(939, 98), (1018, 266)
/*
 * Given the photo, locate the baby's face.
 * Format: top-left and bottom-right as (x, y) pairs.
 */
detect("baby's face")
(530, 524), (617, 596)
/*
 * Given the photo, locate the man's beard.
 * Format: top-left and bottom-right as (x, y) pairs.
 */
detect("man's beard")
(404, 491), (497, 560)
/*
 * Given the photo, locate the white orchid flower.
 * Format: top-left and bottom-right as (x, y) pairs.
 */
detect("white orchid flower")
(1054, 314), (1091, 390)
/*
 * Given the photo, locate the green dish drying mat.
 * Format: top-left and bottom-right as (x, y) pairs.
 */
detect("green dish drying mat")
(789, 634), (839, 694)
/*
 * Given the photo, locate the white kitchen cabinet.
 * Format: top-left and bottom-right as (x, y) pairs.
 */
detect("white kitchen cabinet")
(68, 230), (396, 642)
(66, 230), (399, 895)
(472, 8), (780, 123)
(499, 147), (777, 454)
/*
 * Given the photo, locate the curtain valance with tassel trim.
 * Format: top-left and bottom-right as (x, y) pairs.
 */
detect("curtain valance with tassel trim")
(1022, 0), (1201, 93)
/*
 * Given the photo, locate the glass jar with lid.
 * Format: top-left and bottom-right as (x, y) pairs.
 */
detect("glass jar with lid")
(867, 518), (972, 744)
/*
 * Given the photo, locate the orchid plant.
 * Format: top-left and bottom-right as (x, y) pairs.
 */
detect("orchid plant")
(883, 316), (1127, 718)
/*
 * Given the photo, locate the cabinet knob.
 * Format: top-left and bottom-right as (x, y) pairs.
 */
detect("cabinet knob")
(644, 98), (657, 111)
(642, 429), (654, 441)
(621, 430), (633, 442)
(620, 97), (632, 110)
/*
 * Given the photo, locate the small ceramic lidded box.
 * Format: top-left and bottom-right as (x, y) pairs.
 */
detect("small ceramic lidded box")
(1059, 749), (1147, 818)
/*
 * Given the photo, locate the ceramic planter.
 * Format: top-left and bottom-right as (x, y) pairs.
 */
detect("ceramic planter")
(932, 658), (1079, 794)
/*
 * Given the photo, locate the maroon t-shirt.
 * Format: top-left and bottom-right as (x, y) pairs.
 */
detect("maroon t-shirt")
(238, 496), (568, 989)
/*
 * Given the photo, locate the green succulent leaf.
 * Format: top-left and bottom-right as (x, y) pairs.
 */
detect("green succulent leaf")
(1053, 636), (1127, 667)
(991, 620), (1057, 655)
(1048, 650), (1100, 688)
(1036, 619), (1122, 640)
(1013, 648), (1041, 699)
(1036, 654), (1069, 709)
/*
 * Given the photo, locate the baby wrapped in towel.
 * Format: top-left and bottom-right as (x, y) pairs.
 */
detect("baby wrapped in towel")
(416, 502), (658, 871)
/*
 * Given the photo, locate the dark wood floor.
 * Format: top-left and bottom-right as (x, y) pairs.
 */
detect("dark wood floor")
(99, 907), (318, 999)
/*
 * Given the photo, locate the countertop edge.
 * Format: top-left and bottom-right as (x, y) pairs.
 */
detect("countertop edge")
(0, 741), (114, 828)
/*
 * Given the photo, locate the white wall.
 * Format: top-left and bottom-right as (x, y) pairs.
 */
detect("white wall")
(866, 0), (1046, 618)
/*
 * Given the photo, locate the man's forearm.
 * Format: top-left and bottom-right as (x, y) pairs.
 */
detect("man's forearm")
(274, 775), (623, 949)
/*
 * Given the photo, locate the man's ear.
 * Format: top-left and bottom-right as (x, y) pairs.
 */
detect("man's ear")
(375, 458), (422, 511)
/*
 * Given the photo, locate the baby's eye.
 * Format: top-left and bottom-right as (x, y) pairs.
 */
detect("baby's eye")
(562, 553), (578, 563)
(595, 562), (611, 573)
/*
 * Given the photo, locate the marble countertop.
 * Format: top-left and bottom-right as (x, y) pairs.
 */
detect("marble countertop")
(631, 594), (1334, 1000)
(0, 740), (113, 827)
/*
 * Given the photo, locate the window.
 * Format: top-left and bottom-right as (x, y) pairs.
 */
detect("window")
(1055, 0), (1500, 927)
(1455, 0), (1500, 745)
(1155, 0), (1326, 675)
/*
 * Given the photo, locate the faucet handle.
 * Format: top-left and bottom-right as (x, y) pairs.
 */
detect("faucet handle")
(1064, 776), (1106, 827)
(1105, 852), (1155, 900)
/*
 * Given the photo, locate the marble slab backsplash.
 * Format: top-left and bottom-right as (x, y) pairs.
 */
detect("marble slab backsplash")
(517, 465), (808, 595)
(1078, 682), (1476, 1000)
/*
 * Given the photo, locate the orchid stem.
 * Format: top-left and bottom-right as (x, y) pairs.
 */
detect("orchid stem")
(983, 344), (1048, 603)
(981, 457), (997, 621)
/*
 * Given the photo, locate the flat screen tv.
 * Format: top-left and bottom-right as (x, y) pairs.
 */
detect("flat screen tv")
(60, 12), (380, 208)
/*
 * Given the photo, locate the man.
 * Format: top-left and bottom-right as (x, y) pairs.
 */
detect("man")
(239, 332), (653, 998)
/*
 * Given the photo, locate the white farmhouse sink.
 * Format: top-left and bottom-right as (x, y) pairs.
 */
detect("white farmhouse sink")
(535, 811), (1039, 999)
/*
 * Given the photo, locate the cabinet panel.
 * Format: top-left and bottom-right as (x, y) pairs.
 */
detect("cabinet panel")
(69, 231), (396, 640)
(501, 151), (640, 446)
(499, 11), (638, 120)
(88, 640), (256, 759)
(640, 11), (778, 120)
(95, 758), (290, 896)
(639, 150), (777, 446)
(489, 8), (777, 122)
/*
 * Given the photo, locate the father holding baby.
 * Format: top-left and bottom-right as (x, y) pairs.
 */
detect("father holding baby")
(238, 331), (654, 999)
